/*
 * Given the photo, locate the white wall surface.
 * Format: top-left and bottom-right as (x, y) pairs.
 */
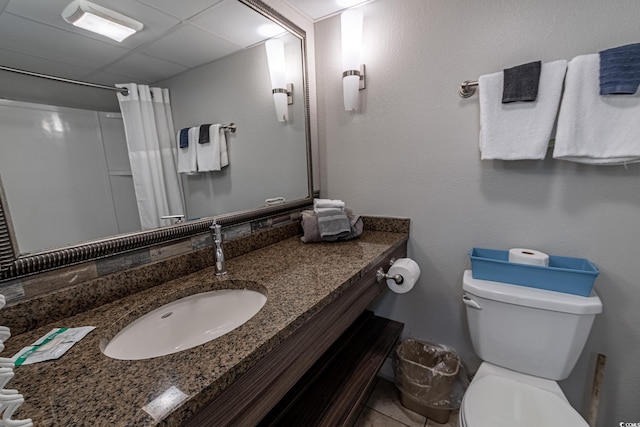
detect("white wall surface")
(314, 0), (640, 424)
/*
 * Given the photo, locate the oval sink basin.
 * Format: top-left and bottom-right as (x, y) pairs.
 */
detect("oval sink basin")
(102, 289), (266, 360)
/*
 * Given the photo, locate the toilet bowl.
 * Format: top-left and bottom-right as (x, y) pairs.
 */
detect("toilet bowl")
(458, 363), (588, 427)
(460, 270), (602, 427)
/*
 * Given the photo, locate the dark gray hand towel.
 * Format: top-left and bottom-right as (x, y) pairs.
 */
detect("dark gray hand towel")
(502, 61), (542, 103)
(599, 42), (640, 95)
(198, 123), (212, 144)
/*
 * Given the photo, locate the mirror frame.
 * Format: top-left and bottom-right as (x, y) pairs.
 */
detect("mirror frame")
(0, 0), (313, 281)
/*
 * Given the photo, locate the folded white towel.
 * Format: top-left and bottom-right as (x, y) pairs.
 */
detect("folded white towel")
(478, 60), (567, 160)
(314, 198), (345, 210)
(177, 127), (197, 174)
(553, 54), (640, 165)
(196, 124), (229, 172)
(197, 124), (221, 172)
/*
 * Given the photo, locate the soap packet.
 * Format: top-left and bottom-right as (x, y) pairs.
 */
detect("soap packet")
(12, 327), (95, 366)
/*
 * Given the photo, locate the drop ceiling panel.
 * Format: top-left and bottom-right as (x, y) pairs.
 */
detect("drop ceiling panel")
(5, 0), (181, 49)
(88, 70), (154, 86)
(191, 0), (283, 46)
(138, 0), (224, 20)
(140, 24), (241, 68)
(281, 0), (370, 21)
(0, 48), (94, 80)
(0, 13), (129, 69)
(102, 52), (190, 83)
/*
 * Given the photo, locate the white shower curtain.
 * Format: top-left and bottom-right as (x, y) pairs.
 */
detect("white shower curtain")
(117, 84), (184, 230)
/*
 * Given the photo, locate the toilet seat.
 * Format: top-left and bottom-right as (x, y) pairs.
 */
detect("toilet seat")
(461, 375), (588, 427)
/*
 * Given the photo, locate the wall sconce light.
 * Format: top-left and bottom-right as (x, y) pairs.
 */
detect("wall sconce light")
(265, 39), (293, 122)
(62, 0), (143, 42)
(341, 9), (366, 111)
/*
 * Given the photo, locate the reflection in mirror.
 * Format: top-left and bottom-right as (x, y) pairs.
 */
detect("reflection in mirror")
(0, 0), (312, 278)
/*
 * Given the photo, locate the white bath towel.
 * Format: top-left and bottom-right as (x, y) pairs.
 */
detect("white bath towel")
(177, 127), (197, 174)
(553, 54), (640, 165)
(196, 124), (229, 172)
(478, 60), (567, 160)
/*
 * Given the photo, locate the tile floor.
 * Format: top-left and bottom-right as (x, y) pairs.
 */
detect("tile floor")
(353, 377), (459, 427)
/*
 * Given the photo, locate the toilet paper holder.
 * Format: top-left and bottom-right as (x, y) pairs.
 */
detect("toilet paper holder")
(376, 259), (404, 284)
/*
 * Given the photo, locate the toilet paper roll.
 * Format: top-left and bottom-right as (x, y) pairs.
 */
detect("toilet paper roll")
(508, 248), (549, 267)
(387, 258), (421, 294)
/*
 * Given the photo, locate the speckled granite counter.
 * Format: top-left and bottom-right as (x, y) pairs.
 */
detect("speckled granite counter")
(3, 229), (408, 426)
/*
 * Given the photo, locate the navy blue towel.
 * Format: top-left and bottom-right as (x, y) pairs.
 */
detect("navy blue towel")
(179, 128), (189, 148)
(199, 124), (212, 144)
(502, 61), (542, 103)
(599, 42), (640, 95)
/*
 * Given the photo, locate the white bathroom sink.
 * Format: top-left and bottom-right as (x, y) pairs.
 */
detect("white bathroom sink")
(102, 289), (267, 360)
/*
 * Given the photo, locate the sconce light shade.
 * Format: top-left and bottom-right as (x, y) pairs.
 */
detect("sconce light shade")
(341, 9), (364, 111)
(265, 39), (289, 122)
(62, 0), (143, 42)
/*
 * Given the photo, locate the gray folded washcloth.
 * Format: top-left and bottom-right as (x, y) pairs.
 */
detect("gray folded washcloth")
(502, 61), (542, 103)
(317, 208), (352, 241)
(301, 208), (363, 243)
(599, 42), (640, 95)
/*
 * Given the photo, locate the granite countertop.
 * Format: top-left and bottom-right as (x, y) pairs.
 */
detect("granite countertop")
(4, 230), (407, 426)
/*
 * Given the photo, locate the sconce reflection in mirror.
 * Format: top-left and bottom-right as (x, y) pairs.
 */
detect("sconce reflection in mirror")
(265, 39), (293, 122)
(341, 9), (366, 111)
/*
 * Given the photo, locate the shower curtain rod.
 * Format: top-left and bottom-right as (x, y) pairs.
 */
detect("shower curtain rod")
(0, 64), (130, 96)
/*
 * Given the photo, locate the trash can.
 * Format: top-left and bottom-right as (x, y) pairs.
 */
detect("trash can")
(394, 339), (466, 424)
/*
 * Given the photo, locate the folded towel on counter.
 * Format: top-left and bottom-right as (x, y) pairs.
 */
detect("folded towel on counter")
(177, 127), (197, 173)
(302, 208), (362, 243)
(502, 61), (542, 103)
(313, 198), (345, 211)
(599, 42), (640, 95)
(178, 128), (189, 148)
(198, 124), (212, 144)
(554, 54), (640, 165)
(479, 59), (567, 160)
(197, 124), (229, 172)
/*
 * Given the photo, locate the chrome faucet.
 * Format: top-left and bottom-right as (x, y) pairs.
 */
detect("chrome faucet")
(210, 220), (227, 276)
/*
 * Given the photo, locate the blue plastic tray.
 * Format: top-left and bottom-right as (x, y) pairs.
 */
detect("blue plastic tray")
(469, 248), (599, 296)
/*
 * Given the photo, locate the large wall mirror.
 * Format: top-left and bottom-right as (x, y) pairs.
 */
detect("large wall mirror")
(0, 0), (312, 279)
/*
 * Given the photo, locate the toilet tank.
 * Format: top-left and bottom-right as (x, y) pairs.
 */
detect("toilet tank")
(462, 270), (602, 381)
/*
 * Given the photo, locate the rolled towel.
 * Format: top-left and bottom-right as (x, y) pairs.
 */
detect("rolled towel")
(313, 198), (345, 211)
(502, 61), (542, 103)
(300, 210), (322, 243)
(599, 42), (640, 95)
(316, 208), (351, 242)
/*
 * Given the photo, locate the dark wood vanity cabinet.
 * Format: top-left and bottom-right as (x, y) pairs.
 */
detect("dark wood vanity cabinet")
(183, 242), (406, 427)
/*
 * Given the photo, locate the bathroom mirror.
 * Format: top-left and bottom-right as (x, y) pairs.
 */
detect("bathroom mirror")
(0, 0), (312, 279)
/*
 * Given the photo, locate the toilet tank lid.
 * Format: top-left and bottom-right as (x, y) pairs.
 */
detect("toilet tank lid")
(463, 270), (602, 314)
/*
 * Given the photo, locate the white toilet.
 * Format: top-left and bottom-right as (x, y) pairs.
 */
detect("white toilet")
(459, 270), (602, 427)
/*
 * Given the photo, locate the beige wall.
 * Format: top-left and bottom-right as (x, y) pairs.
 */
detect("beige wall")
(314, 0), (640, 424)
